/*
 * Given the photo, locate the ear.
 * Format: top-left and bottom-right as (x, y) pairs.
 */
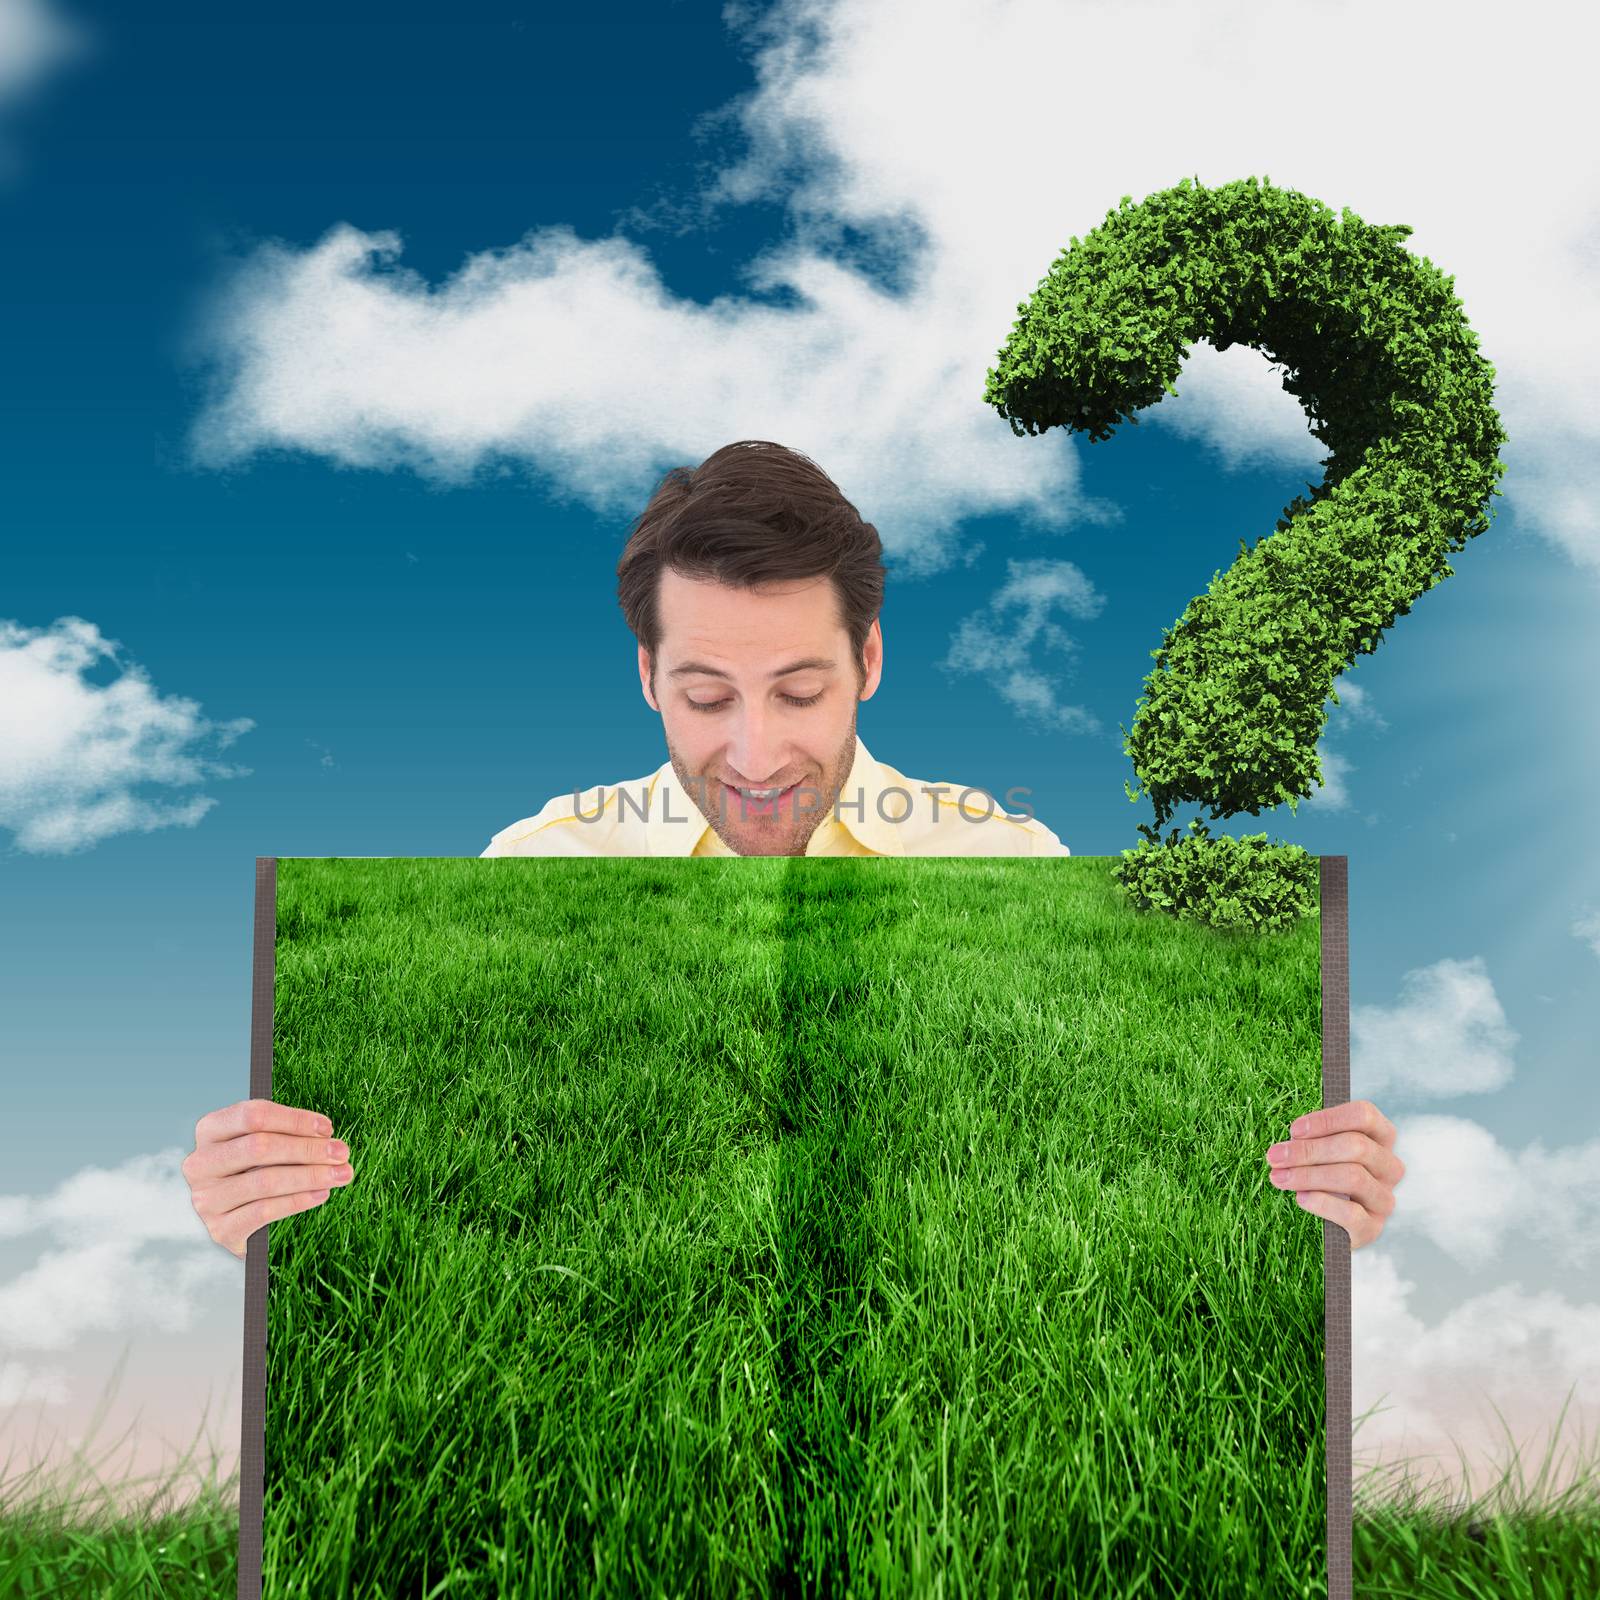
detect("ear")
(858, 617), (884, 702)
(638, 642), (659, 712)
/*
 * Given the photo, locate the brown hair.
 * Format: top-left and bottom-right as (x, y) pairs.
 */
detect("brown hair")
(616, 440), (886, 693)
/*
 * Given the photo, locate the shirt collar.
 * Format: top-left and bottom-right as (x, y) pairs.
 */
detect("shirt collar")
(643, 735), (906, 857)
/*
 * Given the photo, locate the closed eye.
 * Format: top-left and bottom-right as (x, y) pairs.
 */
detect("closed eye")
(687, 693), (823, 712)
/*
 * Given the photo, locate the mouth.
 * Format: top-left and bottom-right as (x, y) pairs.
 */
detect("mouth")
(722, 778), (802, 817)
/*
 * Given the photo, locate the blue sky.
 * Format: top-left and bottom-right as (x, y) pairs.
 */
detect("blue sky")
(2, 0), (1598, 1507)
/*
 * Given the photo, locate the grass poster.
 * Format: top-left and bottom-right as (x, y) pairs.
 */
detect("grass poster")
(240, 854), (1350, 1598)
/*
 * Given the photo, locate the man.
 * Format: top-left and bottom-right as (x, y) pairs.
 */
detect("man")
(183, 440), (1403, 1256)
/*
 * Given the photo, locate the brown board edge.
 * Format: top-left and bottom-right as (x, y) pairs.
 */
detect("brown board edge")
(240, 856), (275, 1600)
(1322, 853), (1353, 1600)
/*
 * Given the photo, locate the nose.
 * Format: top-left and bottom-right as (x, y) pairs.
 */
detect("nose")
(726, 704), (789, 786)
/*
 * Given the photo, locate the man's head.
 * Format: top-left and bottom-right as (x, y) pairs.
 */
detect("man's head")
(617, 441), (887, 856)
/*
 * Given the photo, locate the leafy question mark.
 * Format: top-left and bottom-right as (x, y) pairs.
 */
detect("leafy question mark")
(985, 175), (1508, 933)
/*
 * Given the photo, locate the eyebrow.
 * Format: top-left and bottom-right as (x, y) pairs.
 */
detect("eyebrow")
(667, 656), (837, 681)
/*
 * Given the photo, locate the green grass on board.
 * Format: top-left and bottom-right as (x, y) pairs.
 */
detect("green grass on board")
(261, 854), (1322, 1599)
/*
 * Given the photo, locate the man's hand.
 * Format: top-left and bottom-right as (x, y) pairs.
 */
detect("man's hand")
(183, 1098), (354, 1260)
(1265, 1098), (1404, 1250)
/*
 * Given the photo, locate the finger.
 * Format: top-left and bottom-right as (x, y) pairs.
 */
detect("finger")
(194, 1099), (333, 1150)
(1270, 1160), (1394, 1217)
(1268, 1132), (1405, 1185)
(1290, 1187), (1381, 1249)
(189, 1128), (349, 1182)
(194, 1161), (354, 1222)
(1289, 1099), (1397, 1150)
(217, 1186), (334, 1261)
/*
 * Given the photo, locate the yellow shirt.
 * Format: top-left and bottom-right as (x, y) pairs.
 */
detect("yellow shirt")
(480, 737), (1070, 858)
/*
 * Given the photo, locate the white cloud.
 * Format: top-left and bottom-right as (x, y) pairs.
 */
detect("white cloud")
(0, 1241), (233, 1353)
(1384, 1114), (1600, 1271)
(1572, 907), (1600, 960)
(0, 616), (253, 854)
(0, 1149), (208, 1246)
(1301, 676), (1388, 812)
(188, 220), (1091, 582)
(1326, 679), (1386, 731)
(0, 1150), (233, 1382)
(187, 0), (1600, 579)
(0, 0), (82, 110)
(1351, 956), (1518, 1099)
(0, 1359), (71, 1407)
(1133, 341), (1323, 474)
(940, 558), (1104, 731)
(1354, 1249), (1600, 1501)
(1302, 743), (1352, 811)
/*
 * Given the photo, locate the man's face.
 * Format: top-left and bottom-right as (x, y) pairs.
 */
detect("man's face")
(639, 568), (883, 856)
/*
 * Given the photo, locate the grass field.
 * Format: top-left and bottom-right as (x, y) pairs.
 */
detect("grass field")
(258, 853), (1325, 1597)
(0, 1351), (237, 1598)
(1350, 1395), (1600, 1600)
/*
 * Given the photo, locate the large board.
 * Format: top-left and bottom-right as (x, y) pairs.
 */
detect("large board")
(241, 855), (1350, 1598)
